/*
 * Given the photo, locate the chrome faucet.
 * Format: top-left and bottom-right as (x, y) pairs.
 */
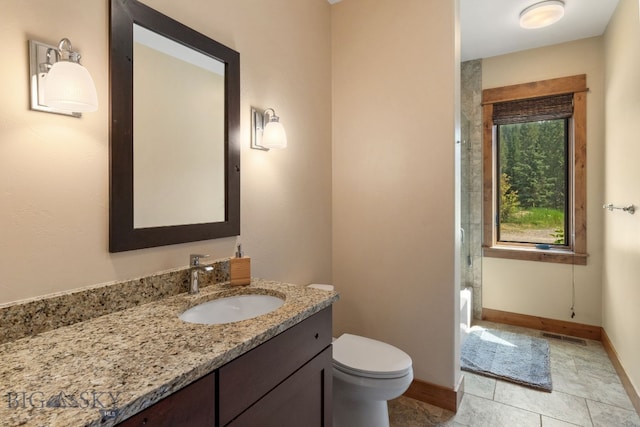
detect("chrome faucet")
(189, 254), (213, 294)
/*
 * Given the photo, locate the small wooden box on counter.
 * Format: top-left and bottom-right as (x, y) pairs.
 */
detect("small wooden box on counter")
(230, 257), (251, 286)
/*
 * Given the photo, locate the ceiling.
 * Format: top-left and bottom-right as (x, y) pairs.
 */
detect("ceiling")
(461, 0), (620, 61)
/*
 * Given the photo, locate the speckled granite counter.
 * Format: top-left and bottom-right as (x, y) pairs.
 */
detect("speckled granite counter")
(0, 279), (338, 427)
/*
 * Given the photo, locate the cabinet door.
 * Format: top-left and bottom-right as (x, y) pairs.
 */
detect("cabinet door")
(117, 372), (215, 426)
(218, 307), (332, 425)
(227, 346), (332, 427)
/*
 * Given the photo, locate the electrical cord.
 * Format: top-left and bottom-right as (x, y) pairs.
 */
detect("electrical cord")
(570, 250), (576, 318)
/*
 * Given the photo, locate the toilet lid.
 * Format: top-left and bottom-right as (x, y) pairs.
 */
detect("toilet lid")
(332, 334), (412, 379)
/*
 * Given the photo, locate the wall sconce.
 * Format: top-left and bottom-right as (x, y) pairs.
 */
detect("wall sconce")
(519, 1), (565, 29)
(251, 107), (287, 151)
(29, 38), (98, 118)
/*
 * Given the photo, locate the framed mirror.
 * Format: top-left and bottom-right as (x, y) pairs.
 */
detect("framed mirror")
(109, 0), (240, 252)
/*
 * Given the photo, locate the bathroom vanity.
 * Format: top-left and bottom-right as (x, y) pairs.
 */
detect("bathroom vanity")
(0, 279), (337, 427)
(121, 307), (332, 426)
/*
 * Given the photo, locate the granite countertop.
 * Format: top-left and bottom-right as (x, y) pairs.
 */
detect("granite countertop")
(0, 279), (338, 427)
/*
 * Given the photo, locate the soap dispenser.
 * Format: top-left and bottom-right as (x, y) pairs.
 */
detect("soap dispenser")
(229, 244), (251, 286)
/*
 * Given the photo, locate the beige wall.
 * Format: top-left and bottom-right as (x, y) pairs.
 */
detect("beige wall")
(481, 37), (605, 327)
(603, 0), (640, 399)
(332, 0), (460, 387)
(0, 0), (332, 304)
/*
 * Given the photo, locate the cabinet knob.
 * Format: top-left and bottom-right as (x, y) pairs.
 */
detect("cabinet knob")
(314, 333), (319, 339)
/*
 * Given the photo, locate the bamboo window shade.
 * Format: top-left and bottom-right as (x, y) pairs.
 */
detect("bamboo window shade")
(492, 93), (573, 125)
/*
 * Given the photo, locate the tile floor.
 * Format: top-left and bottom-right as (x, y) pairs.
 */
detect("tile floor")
(388, 321), (640, 427)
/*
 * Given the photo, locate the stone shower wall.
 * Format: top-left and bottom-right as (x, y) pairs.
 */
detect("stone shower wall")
(461, 59), (483, 320)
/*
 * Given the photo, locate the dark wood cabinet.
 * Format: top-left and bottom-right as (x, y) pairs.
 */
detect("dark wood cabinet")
(228, 346), (332, 427)
(118, 372), (215, 427)
(117, 307), (332, 426)
(219, 307), (332, 425)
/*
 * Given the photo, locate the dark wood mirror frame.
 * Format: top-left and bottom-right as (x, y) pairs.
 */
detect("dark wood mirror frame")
(109, 0), (240, 252)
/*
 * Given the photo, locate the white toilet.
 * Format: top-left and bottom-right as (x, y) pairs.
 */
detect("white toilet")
(308, 284), (414, 427)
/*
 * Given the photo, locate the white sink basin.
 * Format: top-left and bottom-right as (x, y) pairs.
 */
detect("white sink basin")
(180, 294), (285, 325)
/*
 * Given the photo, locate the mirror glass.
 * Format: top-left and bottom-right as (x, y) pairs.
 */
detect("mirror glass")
(110, 0), (240, 252)
(133, 24), (225, 228)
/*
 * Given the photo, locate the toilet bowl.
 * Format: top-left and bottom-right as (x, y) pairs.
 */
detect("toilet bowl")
(308, 284), (414, 427)
(332, 333), (413, 427)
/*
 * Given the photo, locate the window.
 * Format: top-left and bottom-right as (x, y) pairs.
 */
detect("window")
(497, 118), (569, 245)
(482, 75), (587, 265)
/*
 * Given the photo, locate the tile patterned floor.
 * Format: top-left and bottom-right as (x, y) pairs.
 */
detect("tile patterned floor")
(388, 321), (640, 427)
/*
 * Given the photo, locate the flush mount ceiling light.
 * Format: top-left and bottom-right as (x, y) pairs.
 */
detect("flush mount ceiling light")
(29, 38), (98, 117)
(251, 107), (287, 151)
(520, 0), (565, 30)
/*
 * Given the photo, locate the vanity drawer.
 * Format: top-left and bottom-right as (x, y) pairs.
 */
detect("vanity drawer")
(218, 307), (332, 425)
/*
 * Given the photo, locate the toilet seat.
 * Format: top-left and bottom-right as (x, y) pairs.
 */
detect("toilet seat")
(332, 334), (412, 379)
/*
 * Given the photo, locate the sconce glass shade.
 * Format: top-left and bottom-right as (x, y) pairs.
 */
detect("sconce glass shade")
(520, 1), (565, 29)
(262, 119), (287, 149)
(250, 107), (287, 151)
(43, 61), (98, 112)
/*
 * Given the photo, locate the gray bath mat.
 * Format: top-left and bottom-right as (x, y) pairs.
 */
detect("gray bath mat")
(461, 328), (552, 392)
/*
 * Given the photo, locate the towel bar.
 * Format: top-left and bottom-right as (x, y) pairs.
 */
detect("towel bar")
(603, 203), (635, 215)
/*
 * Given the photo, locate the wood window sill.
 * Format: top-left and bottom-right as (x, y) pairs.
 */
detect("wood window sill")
(483, 246), (587, 265)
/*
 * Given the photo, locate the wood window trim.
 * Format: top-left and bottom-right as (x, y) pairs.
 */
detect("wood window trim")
(482, 75), (588, 266)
